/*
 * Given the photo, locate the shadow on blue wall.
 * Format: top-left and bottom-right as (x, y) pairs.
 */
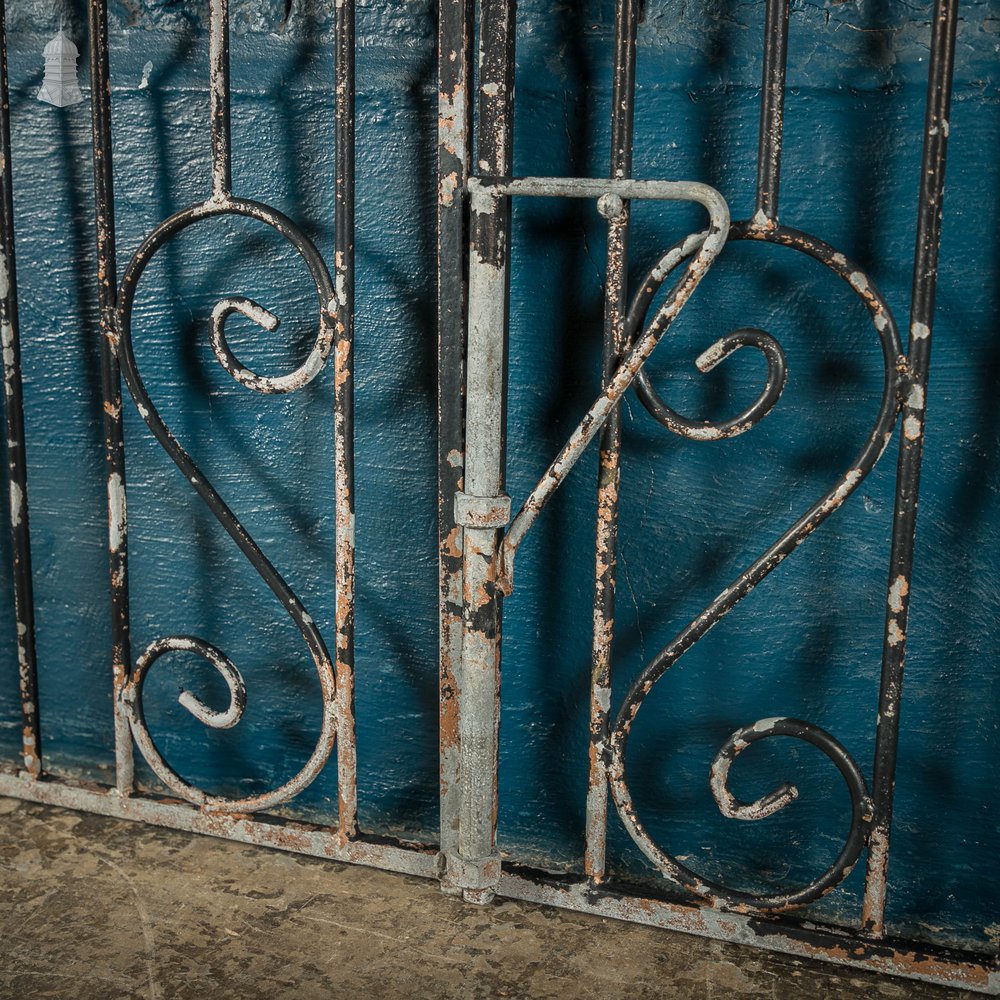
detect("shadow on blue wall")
(0, 0), (996, 953)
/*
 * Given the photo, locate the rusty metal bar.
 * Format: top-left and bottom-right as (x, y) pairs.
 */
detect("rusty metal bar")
(88, 0), (134, 796)
(492, 176), (730, 579)
(333, 0), (358, 844)
(753, 0), (789, 226)
(209, 0), (231, 200)
(451, 0), (517, 905)
(436, 0), (473, 891)
(585, 0), (639, 884)
(0, 770), (437, 879)
(497, 868), (999, 994)
(0, 0), (40, 779)
(861, 0), (959, 937)
(0, 762), (994, 993)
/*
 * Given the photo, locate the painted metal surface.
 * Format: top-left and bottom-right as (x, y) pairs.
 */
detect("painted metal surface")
(0, 0), (995, 992)
(446, 0), (996, 988)
(435, 0), (473, 896)
(0, 0), (38, 780)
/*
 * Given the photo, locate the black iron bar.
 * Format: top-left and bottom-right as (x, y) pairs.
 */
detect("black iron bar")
(754, 0), (790, 225)
(0, 0), (40, 778)
(88, 0), (134, 795)
(333, 0), (358, 842)
(437, 0), (474, 889)
(209, 0), (232, 200)
(861, 0), (959, 938)
(586, 0), (639, 885)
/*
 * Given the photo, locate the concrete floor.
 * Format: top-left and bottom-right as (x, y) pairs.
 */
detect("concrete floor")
(0, 800), (976, 1000)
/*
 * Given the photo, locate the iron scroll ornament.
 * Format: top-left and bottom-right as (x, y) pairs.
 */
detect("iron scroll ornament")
(114, 197), (339, 814)
(604, 218), (907, 911)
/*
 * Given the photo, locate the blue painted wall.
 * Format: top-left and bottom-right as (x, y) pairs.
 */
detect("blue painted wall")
(0, 0), (996, 953)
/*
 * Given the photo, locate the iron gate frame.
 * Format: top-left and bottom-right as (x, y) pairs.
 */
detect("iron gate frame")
(0, 0), (995, 992)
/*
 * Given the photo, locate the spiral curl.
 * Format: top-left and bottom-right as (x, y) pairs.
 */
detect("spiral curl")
(626, 236), (788, 439)
(606, 222), (905, 911)
(115, 196), (339, 813)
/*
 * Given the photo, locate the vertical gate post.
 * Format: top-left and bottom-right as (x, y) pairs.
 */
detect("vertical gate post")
(436, 0), (474, 895)
(585, 0), (639, 885)
(453, 187), (510, 898)
(452, 180), (511, 904)
(0, 0), (41, 780)
(861, 0), (958, 937)
(449, 0), (516, 905)
(88, 0), (134, 796)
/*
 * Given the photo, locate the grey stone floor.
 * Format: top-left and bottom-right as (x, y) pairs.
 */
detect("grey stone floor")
(0, 799), (977, 999)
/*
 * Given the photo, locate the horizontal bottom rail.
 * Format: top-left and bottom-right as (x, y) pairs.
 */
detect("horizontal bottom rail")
(0, 770), (439, 880)
(498, 867), (999, 995)
(0, 770), (995, 993)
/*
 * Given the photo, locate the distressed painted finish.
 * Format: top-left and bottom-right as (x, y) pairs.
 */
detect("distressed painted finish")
(446, 0), (983, 990)
(450, 0), (516, 903)
(435, 0), (473, 895)
(0, 0), (995, 985)
(0, 0), (38, 781)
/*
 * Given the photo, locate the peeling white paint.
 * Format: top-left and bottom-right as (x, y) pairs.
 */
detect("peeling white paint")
(831, 468), (862, 505)
(595, 685), (611, 714)
(108, 472), (125, 552)
(9, 481), (22, 527)
(685, 425), (723, 441)
(888, 574), (909, 614)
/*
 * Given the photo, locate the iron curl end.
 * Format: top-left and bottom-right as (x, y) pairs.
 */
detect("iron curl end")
(626, 237), (789, 441)
(708, 716), (873, 827)
(211, 293), (332, 396)
(113, 197), (340, 814)
(129, 635), (247, 732)
(607, 711), (872, 912)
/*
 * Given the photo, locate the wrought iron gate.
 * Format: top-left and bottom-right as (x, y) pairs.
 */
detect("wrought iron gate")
(0, 0), (995, 992)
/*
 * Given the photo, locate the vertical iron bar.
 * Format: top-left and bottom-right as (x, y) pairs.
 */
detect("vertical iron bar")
(861, 0), (958, 938)
(753, 0), (789, 226)
(437, 0), (474, 890)
(0, 0), (41, 778)
(209, 0), (232, 201)
(88, 0), (134, 794)
(334, 0), (358, 841)
(586, 0), (638, 884)
(454, 0), (516, 904)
